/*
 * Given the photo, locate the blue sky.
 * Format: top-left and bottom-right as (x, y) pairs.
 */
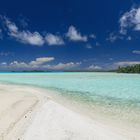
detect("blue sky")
(0, 0), (140, 71)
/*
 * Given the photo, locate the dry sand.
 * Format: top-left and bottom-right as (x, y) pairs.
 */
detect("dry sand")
(0, 84), (46, 140)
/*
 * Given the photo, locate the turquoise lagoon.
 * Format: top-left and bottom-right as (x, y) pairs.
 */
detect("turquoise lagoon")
(0, 72), (140, 126)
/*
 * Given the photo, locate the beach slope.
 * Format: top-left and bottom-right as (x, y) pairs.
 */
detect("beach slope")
(0, 84), (139, 140)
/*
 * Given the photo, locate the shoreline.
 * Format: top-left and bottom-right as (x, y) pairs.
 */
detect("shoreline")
(0, 83), (139, 140)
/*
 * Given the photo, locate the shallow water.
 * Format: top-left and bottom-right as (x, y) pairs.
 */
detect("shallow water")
(0, 72), (140, 127)
(0, 72), (140, 100)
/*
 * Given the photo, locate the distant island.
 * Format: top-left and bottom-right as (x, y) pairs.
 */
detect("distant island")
(0, 69), (117, 73)
(117, 64), (140, 73)
(1, 65), (140, 73)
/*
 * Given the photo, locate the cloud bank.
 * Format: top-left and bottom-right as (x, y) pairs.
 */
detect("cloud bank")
(0, 57), (81, 71)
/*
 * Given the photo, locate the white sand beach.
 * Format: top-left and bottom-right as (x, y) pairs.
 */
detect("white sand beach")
(0, 84), (139, 140)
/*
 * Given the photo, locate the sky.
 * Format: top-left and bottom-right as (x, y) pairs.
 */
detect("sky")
(0, 0), (140, 71)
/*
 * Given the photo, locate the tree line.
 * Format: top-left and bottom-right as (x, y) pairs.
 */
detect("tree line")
(117, 64), (140, 73)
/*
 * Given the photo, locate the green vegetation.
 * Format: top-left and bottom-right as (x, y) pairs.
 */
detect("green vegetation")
(117, 64), (140, 73)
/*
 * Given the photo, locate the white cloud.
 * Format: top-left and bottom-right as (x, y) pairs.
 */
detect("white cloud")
(45, 33), (64, 45)
(66, 25), (87, 42)
(4, 17), (44, 46)
(132, 50), (140, 54)
(29, 57), (55, 65)
(114, 61), (140, 66)
(13, 31), (44, 46)
(88, 64), (102, 70)
(2, 16), (66, 46)
(9, 61), (29, 69)
(119, 7), (140, 34)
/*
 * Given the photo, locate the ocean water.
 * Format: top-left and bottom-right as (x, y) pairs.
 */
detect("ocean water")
(0, 72), (140, 126)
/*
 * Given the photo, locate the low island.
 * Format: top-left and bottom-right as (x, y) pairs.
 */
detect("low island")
(117, 64), (140, 73)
